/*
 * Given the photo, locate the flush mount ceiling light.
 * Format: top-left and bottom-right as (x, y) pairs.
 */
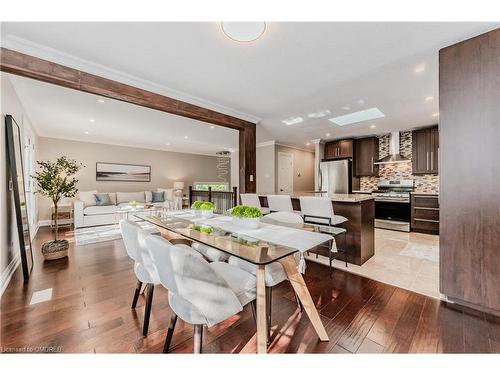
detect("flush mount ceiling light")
(415, 64), (426, 73)
(307, 110), (331, 119)
(329, 107), (385, 126)
(221, 22), (266, 43)
(282, 116), (304, 126)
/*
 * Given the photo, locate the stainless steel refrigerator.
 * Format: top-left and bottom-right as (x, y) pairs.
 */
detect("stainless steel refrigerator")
(319, 159), (351, 194)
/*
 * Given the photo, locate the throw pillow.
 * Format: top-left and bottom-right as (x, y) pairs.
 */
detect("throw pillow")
(79, 190), (98, 207)
(151, 191), (165, 203)
(94, 193), (113, 206)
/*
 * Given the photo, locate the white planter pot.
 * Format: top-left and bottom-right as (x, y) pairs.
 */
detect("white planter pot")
(201, 209), (214, 218)
(232, 217), (260, 229)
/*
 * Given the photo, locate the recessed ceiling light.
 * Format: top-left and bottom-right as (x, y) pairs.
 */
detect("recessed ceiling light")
(282, 116), (304, 126)
(84, 131), (89, 135)
(307, 110), (331, 119)
(89, 119), (95, 123)
(97, 98), (105, 104)
(370, 124), (376, 129)
(425, 96), (434, 102)
(342, 106), (351, 111)
(415, 65), (426, 73)
(184, 135), (189, 139)
(325, 132), (331, 137)
(210, 125), (215, 129)
(329, 107), (385, 126)
(357, 99), (365, 105)
(432, 113), (439, 117)
(306, 142), (311, 146)
(165, 142), (171, 146)
(221, 22), (266, 43)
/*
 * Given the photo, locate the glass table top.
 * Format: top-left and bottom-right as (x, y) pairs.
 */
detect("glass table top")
(136, 212), (299, 265)
(260, 216), (347, 237)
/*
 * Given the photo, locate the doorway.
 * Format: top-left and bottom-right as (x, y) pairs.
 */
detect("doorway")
(277, 152), (293, 194)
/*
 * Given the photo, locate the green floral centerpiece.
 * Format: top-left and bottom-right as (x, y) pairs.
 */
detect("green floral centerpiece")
(231, 205), (262, 229)
(191, 200), (215, 218)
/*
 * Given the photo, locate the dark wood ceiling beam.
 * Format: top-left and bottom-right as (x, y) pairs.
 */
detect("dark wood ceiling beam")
(0, 47), (254, 130)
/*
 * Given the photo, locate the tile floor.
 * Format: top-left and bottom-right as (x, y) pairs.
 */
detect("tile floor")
(305, 228), (440, 299)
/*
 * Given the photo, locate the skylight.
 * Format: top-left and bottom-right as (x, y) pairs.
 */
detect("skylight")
(282, 116), (304, 125)
(328, 107), (385, 126)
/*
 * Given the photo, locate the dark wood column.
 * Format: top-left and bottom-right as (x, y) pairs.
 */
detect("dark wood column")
(439, 28), (500, 316)
(0, 47), (256, 192)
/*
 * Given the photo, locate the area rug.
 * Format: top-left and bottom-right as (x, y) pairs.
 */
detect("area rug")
(399, 243), (439, 263)
(74, 222), (158, 246)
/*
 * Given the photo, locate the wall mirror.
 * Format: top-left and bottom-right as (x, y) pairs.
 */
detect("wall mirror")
(5, 114), (33, 280)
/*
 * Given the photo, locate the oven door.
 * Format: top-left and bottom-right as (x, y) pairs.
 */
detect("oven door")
(375, 200), (411, 222)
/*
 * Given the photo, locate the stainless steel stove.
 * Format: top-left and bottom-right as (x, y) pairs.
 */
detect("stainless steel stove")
(373, 179), (414, 232)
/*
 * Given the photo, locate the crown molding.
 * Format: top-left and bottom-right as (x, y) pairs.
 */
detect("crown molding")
(256, 140), (275, 148)
(311, 138), (324, 144)
(275, 142), (315, 153)
(2, 35), (262, 124)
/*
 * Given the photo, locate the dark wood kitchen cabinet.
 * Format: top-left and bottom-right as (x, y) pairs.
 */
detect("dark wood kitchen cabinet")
(354, 137), (379, 176)
(411, 194), (439, 235)
(412, 126), (439, 174)
(325, 139), (353, 159)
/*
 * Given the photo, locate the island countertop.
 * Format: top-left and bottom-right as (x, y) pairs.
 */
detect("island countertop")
(258, 191), (374, 203)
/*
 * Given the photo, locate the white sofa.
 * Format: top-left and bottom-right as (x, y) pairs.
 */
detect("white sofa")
(74, 189), (178, 228)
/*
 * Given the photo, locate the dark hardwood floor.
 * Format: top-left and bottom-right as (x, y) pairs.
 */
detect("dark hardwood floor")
(1, 227), (498, 354)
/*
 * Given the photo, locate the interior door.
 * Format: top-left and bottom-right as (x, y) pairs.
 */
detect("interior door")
(277, 152), (294, 194)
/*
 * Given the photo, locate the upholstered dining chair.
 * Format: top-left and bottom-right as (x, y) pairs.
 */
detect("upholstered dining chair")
(146, 235), (257, 354)
(227, 210), (304, 342)
(240, 193), (270, 214)
(266, 194), (301, 214)
(120, 219), (162, 336)
(299, 196), (348, 266)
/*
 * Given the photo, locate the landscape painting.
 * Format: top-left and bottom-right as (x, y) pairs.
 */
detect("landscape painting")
(96, 162), (151, 182)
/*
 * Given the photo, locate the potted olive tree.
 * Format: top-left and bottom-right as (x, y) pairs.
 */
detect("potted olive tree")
(33, 156), (83, 260)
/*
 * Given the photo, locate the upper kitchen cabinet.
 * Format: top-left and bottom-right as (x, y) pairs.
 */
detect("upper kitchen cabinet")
(412, 126), (439, 174)
(354, 137), (379, 176)
(324, 139), (353, 159)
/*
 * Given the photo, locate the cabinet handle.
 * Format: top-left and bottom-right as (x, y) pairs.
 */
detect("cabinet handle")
(371, 157), (373, 173)
(414, 207), (439, 211)
(414, 218), (439, 223)
(426, 152), (429, 170)
(431, 151), (434, 170)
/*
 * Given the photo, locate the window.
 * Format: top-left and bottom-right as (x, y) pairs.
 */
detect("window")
(193, 182), (229, 191)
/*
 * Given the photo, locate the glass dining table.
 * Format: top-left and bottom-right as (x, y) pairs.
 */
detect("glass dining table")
(136, 210), (342, 354)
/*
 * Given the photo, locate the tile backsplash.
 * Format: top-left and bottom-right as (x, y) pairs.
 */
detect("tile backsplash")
(359, 131), (439, 193)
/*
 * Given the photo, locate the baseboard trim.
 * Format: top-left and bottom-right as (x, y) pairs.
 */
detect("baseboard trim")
(0, 254), (21, 297)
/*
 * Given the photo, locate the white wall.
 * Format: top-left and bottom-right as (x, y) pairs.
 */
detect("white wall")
(1, 73), (39, 293)
(256, 143), (275, 193)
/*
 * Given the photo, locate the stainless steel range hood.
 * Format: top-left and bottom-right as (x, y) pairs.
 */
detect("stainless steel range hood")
(374, 131), (411, 164)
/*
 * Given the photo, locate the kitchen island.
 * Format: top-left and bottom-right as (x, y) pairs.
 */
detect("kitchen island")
(258, 192), (375, 265)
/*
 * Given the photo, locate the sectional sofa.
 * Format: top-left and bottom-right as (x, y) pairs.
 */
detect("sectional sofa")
(74, 189), (178, 228)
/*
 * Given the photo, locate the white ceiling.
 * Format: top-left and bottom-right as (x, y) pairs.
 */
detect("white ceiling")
(2, 22), (499, 150)
(6, 74), (239, 155)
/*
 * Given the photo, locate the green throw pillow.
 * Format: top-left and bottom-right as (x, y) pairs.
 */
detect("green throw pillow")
(94, 193), (112, 206)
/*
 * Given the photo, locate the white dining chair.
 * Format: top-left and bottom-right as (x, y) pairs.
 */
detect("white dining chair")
(146, 235), (257, 354)
(299, 196), (348, 226)
(240, 193), (270, 214)
(120, 219), (162, 336)
(299, 196), (348, 266)
(227, 210), (304, 342)
(266, 194), (301, 214)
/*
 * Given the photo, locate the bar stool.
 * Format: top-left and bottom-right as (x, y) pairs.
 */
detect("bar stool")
(266, 194), (301, 214)
(240, 193), (270, 214)
(299, 196), (349, 267)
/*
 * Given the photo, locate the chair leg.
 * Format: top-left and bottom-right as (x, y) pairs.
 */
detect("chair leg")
(163, 313), (178, 353)
(294, 292), (304, 312)
(193, 324), (203, 354)
(344, 232), (348, 267)
(250, 300), (257, 324)
(131, 280), (143, 308)
(329, 240), (333, 278)
(143, 284), (154, 336)
(266, 286), (272, 343)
